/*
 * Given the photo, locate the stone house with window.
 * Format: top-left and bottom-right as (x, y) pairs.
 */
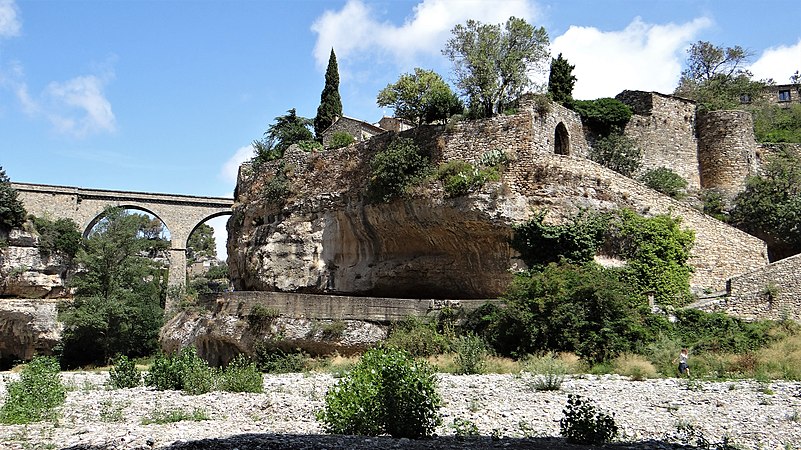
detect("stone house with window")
(321, 116), (387, 148)
(755, 83), (801, 107)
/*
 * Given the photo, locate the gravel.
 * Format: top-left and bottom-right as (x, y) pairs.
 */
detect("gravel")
(0, 372), (799, 450)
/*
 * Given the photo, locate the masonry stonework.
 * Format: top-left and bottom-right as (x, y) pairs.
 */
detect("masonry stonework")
(696, 111), (759, 197)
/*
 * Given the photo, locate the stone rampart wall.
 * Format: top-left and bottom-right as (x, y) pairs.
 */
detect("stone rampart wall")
(616, 91), (701, 189)
(697, 111), (758, 197)
(719, 253), (801, 321)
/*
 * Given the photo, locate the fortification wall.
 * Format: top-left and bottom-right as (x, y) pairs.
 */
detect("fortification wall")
(710, 253), (801, 321)
(697, 110), (759, 197)
(615, 91), (701, 189)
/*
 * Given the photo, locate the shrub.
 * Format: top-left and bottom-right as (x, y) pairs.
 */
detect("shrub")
(385, 317), (451, 357)
(144, 347), (215, 394)
(0, 166), (26, 232)
(612, 353), (657, 380)
(327, 131), (355, 149)
(436, 160), (500, 198)
(317, 346), (441, 438)
(219, 354), (263, 393)
(589, 131), (642, 177)
(560, 394), (618, 444)
(108, 355), (142, 389)
(297, 140), (323, 152)
(702, 189), (729, 221)
(511, 210), (609, 268)
(31, 216), (82, 258)
(524, 354), (568, 391)
(453, 334), (487, 375)
(261, 164), (291, 205)
(569, 98), (632, 134)
(0, 356), (66, 424)
(640, 167), (688, 199)
(254, 344), (309, 373)
(368, 137), (430, 202)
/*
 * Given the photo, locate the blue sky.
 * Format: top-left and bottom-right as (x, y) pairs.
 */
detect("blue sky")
(1, 0), (800, 256)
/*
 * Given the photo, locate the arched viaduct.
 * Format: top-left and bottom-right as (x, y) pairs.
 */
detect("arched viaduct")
(11, 182), (233, 296)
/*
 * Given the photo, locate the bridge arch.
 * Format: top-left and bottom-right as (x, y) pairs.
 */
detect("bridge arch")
(11, 182), (233, 311)
(83, 204), (168, 239)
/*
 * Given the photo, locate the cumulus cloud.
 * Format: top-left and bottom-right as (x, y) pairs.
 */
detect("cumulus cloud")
(311, 0), (539, 69)
(749, 38), (801, 84)
(0, 0), (21, 38)
(220, 144), (255, 185)
(551, 17), (712, 99)
(43, 75), (116, 137)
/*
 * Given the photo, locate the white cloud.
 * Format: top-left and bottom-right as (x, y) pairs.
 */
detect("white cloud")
(206, 215), (229, 261)
(0, 0), (21, 38)
(311, 0), (539, 69)
(43, 74), (116, 137)
(220, 144), (255, 185)
(551, 17), (712, 99)
(749, 39), (801, 84)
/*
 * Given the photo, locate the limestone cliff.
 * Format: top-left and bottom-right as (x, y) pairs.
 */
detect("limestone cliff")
(1, 228), (72, 299)
(0, 299), (61, 366)
(228, 99), (768, 300)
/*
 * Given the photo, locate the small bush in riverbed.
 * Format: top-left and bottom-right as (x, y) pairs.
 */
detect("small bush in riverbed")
(524, 353), (567, 391)
(108, 355), (142, 389)
(219, 354), (263, 393)
(560, 394), (618, 444)
(612, 353), (657, 380)
(453, 333), (487, 375)
(317, 346), (441, 438)
(0, 356), (66, 424)
(254, 344), (309, 373)
(145, 347), (215, 394)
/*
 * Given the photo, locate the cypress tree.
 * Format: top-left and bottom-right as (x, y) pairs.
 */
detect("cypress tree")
(0, 166), (26, 231)
(314, 48), (343, 140)
(548, 53), (577, 105)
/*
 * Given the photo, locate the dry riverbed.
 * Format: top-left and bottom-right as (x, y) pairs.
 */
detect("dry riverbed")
(0, 372), (799, 450)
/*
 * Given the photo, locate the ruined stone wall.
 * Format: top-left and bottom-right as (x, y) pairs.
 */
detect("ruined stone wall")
(714, 253), (801, 321)
(615, 91), (701, 189)
(321, 117), (385, 147)
(697, 111), (759, 197)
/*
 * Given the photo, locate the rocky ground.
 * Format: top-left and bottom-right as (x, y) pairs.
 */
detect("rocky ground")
(0, 372), (799, 450)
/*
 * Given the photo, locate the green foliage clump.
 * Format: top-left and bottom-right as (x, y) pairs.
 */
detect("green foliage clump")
(145, 347), (209, 393)
(702, 189), (729, 222)
(253, 344), (308, 373)
(260, 163), (291, 205)
(297, 139), (324, 152)
(672, 309), (778, 354)
(141, 406), (209, 425)
(0, 356), (66, 424)
(186, 223), (216, 263)
(511, 210), (609, 268)
(453, 333), (487, 375)
(377, 68), (463, 125)
(317, 346), (441, 438)
(610, 210), (695, 306)
(492, 263), (652, 363)
(31, 216), (82, 259)
(59, 209), (166, 368)
(730, 150), (801, 260)
(385, 317), (451, 357)
(640, 167), (688, 198)
(108, 355), (142, 389)
(314, 49), (343, 140)
(327, 131), (355, 149)
(218, 354), (263, 393)
(753, 104), (801, 143)
(0, 166), (26, 232)
(524, 354), (567, 391)
(569, 98), (632, 135)
(589, 131), (642, 177)
(436, 160), (500, 198)
(253, 108), (314, 164)
(560, 394), (618, 444)
(368, 137), (430, 202)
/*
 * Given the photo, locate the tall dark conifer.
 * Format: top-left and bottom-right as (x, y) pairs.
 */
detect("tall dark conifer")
(314, 49), (343, 140)
(548, 53), (577, 105)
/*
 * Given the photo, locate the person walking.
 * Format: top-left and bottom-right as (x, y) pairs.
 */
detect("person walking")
(675, 348), (690, 377)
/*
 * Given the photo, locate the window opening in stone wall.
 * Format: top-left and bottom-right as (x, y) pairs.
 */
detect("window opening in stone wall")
(779, 90), (791, 102)
(554, 122), (570, 155)
(739, 94), (751, 104)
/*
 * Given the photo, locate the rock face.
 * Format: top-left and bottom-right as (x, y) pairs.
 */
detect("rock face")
(0, 299), (62, 365)
(0, 229), (72, 299)
(228, 99), (768, 300)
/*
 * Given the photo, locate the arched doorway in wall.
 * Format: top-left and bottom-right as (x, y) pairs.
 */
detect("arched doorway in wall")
(554, 122), (570, 155)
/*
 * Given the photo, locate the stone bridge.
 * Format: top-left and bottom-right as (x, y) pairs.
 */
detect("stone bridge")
(11, 182), (233, 295)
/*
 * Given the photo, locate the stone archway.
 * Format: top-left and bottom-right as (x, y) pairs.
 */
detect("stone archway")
(555, 122), (570, 155)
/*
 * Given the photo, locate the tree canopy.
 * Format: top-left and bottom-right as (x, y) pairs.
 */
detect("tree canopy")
(376, 68), (462, 125)
(442, 16), (549, 118)
(187, 223), (217, 263)
(730, 150), (801, 261)
(253, 108), (314, 163)
(314, 49), (343, 140)
(547, 53), (577, 105)
(674, 41), (765, 110)
(0, 166), (26, 232)
(59, 208), (168, 367)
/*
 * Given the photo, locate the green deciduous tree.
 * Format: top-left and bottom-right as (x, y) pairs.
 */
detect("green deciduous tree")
(377, 68), (462, 125)
(730, 150), (801, 260)
(570, 98), (632, 135)
(187, 223), (216, 263)
(314, 49), (343, 140)
(0, 166), (26, 232)
(59, 208), (167, 368)
(674, 41), (765, 110)
(253, 109), (314, 163)
(443, 16), (549, 118)
(548, 53), (577, 105)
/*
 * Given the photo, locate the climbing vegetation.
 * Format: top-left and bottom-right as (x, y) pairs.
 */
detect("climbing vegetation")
(368, 137), (431, 202)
